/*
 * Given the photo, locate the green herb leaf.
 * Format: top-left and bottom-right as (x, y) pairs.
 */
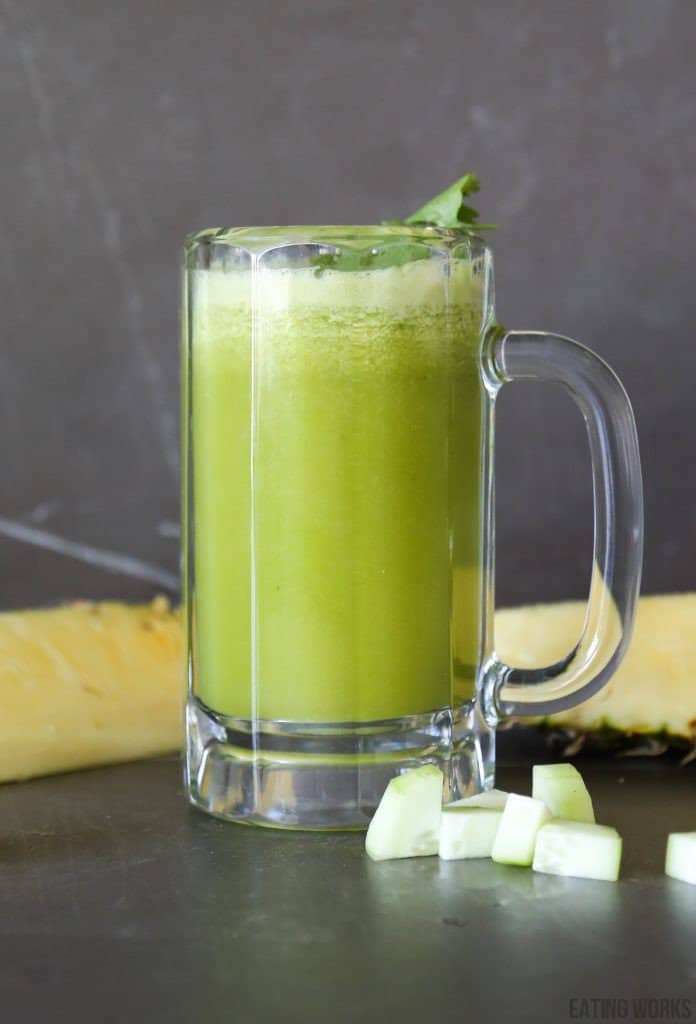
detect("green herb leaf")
(311, 251), (370, 274)
(399, 172), (493, 232)
(311, 241), (432, 276)
(311, 173), (492, 273)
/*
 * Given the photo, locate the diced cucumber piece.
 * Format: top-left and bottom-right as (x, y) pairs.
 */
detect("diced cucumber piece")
(491, 793), (551, 866)
(439, 807), (503, 860)
(365, 764), (443, 861)
(447, 788), (509, 811)
(665, 832), (696, 885)
(532, 763), (595, 823)
(533, 820), (622, 881)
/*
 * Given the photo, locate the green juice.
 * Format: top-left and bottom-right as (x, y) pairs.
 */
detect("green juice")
(191, 256), (484, 722)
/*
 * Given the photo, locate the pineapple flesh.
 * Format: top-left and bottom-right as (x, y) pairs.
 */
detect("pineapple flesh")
(0, 591), (692, 784)
(496, 593), (696, 743)
(0, 598), (181, 782)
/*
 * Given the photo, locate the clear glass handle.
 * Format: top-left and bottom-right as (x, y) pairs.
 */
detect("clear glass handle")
(482, 326), (644, 721)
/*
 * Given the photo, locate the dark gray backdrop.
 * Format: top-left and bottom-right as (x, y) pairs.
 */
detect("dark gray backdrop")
(1, 0), (693, 609)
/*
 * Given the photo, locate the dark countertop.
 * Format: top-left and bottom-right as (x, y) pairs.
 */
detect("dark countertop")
(1, 748), (694, 1024)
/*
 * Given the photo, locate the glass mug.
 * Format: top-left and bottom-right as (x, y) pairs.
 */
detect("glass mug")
(182, 226), (643, 829)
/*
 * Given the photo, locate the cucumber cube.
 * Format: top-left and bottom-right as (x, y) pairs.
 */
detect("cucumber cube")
(532, 763), (595, 823)
(665, 832), (696, 885)
(439, 807), (503, 860)
(365, 764), (443, 861)
(447, 788), (509, 811)
(491, 793), (551, 866)
(533, 821), (622, 881)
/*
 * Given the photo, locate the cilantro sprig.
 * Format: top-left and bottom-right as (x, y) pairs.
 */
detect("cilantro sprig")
(311, 172), (492, 273)
(393, 172), (493, 232)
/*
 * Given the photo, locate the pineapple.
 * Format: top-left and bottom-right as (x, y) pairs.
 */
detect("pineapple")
(496, 593), (696, 752)
(0, 591), (693, 784)
(0, 597), (182, 782)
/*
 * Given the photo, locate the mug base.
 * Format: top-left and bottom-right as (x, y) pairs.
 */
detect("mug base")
(185, 697), (495, 830)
